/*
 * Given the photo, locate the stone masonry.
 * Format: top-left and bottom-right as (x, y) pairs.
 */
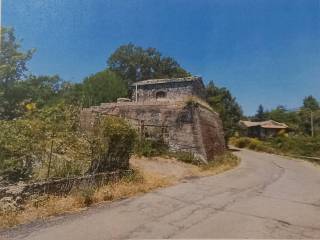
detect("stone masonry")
(80, 77), (225, 163)
(131, 76), (205, 102)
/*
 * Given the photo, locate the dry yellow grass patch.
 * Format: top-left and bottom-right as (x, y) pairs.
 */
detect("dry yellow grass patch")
(178, 152), (241, 177)
(0, 170), (170, 229)
(93, 171), (171, 203)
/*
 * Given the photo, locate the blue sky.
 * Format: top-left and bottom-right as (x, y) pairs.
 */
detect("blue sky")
(2, 0), (320, 115)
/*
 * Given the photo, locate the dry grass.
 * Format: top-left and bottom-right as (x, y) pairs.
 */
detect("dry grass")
(0, 153), (240, 230)
(198, 152), (240, 176)
(0, 170), (170, 229)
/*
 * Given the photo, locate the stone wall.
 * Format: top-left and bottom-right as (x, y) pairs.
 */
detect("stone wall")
(131, 78), (205, 102)
(80, 101), (225, 163)
(0, 171), (132, 210)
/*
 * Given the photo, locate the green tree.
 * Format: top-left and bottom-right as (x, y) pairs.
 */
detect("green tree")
(300, 96), (320, 136)
(254, 104), (267, 121)
(0, 27), (35, 88)
(206, 81), (243, 141)
(22, 75), (64, 107)
(267, 106), (300, 131)
(107, 43), (189, 83)
(0, 27), (35, 119)
(81, 70), (128, 107)
(303, 95), (319, 111)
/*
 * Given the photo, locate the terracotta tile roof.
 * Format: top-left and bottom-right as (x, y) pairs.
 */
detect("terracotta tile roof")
(240, 120), (288, 129)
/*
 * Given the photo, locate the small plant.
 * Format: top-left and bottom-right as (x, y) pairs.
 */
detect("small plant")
(134, 139), (169, 157)
(170, 151), (202, 165)
(122, 169), (144, 183)
(74, 186), (95, 206)
(202, 152), (240, 171)
(229, 137), (252, 148)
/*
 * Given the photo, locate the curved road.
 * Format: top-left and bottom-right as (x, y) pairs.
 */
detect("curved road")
(3, 149), (320, 239)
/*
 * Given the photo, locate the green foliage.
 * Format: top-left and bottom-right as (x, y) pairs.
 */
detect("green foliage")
(0, 119), (44, 182)
(229, 137), (274, 153)
(230, 136), (320, 157)
(0, 27), (35, 119)
(201, 152), (239, 171)
(170, 151), (202, 165)
(0, 103), (92, 182)
(21, 75), (64, 107)
(80, 70), (128, 107)
(268, 136), (320, 157)
(107, 43), (190, 83)
(206, 81), (243, 141)
(0, 27), (35, 88)
(229, 137), (251, 148)
(266, 106), (300, 131)
(254, 104), (267, 121)
(135, 139), (169, 157)
(88, 116), (137, 173)
(303, 95), (319, 111)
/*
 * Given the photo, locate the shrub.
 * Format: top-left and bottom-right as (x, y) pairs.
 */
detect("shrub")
(202, 152), (240, 170)
(230, 137), (252, 148)
(134, 139), (168, 157)
(267, 136), (320, 157)
(229, 137), (276, 153)
(170, 151), (202, 165)
(0, 119), (44, 182)
(74, 186), (95, 206)
(88, 116), (137, 173)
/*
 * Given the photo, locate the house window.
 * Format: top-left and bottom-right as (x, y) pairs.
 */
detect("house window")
(156, 91), (166, 99)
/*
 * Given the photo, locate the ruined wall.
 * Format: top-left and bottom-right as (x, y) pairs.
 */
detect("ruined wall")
(0, 171), (132, 210)
(131, 79), (205, 103)
(80, 101), (225, 162)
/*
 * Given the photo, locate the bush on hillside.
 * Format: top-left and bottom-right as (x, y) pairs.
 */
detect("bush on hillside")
(229, 136), (320, 157)
(88, 116), (137, 173)
(134, 139), (169, 157)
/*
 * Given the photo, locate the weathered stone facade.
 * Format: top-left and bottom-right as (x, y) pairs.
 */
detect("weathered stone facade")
(131, 76), (205, 102)
(80, 77), (225, 162)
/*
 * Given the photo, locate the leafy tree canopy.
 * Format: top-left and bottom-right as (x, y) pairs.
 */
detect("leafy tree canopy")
(254, 104), (267, 121)
(206, 81), (243, 140)
(303, 95), (319, 111)
(107, 43), (190, 83)
(80, 70), (128, 107)
(0, 27), (35, 88)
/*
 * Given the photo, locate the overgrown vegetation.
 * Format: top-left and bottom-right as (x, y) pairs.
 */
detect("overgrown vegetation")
(205, 81), (243, 142)
(252, 96), (320, 136)
(135, 139), (169, 157)
(238, 96), (320, 159)
(0, 103), (136, 183)
(201, 152), (240, 171)
(88, 116), (137, 173)
(230, 136), (320, 158)
(169, 151), (202, 165)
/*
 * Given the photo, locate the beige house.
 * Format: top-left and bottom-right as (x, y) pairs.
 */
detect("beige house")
(240, 120), (288, 138)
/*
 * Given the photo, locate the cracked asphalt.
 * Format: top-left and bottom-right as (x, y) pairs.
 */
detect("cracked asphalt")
(2, 149), (320, 239)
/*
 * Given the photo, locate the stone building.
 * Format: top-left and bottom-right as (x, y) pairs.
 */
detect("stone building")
(80, 77), (225, 163)
(131, 76), (205, 102)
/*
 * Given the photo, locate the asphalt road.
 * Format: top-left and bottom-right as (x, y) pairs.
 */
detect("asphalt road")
(3, 149), (320, 239)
